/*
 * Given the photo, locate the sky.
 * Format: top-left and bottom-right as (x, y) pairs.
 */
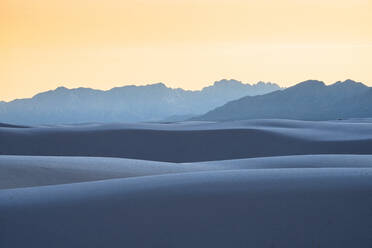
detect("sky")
(1, 0), (371, 101)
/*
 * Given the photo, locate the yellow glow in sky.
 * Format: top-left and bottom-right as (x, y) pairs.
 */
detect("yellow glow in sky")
(1, 0), (372, 101)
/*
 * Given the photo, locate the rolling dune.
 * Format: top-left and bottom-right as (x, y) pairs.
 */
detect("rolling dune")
(1, 154), (372, 189)
(1, 119), (372, 162)
(1, 169), (372, 247)
(1, 119), (372, 247)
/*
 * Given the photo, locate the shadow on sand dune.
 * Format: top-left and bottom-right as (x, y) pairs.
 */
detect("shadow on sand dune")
(1, 120), (372, 162)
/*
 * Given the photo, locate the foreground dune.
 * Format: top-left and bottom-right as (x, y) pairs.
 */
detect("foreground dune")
(1, 119), (372, 162)
(1, 168), (372, 247)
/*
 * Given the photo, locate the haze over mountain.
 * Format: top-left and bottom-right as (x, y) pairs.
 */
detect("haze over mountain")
(195, 79), (372, 121)
(0, 80), (279, 125)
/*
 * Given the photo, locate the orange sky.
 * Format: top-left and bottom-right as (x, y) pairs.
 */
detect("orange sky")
(1, 0), (372, 101)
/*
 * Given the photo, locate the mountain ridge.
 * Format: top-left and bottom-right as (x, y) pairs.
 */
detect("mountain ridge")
(194, 79), (372, 121)
(0, 79), (280, 125)
(4, 80), (279, 103)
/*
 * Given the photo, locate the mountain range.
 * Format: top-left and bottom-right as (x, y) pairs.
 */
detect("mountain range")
(195, 79), (372, 121)
(0, 79), (280, 125)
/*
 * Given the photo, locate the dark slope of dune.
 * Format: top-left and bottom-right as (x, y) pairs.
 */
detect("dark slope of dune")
(1, 120), (372, 162)
(1, 169), (372, 248)
(2, 154), (372, 189)
(0, 156), (176, 189)
(0, 123), (28, 128)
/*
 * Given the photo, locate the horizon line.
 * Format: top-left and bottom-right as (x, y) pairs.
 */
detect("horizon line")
(1, 78), (367, 103)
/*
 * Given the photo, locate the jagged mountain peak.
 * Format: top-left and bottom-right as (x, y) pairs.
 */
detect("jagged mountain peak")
(55, 86), (69, 91)
(213, 79), (243, 86)
(292, 80), (326, 88)
(332, 79), (367, 88)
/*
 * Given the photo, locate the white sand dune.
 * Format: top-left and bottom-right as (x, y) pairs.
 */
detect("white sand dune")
(1, 168), (372, 247)
(0, 156), (174, 189)
(190, 154), (372, 169)
(1, 119), (372, 247)
(1, 119), (372, 162)
(2, 154), (372, 189)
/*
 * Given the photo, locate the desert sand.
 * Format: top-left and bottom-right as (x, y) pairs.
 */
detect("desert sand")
(1, 119), (372, 162)
(1, 119), (372, 247)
